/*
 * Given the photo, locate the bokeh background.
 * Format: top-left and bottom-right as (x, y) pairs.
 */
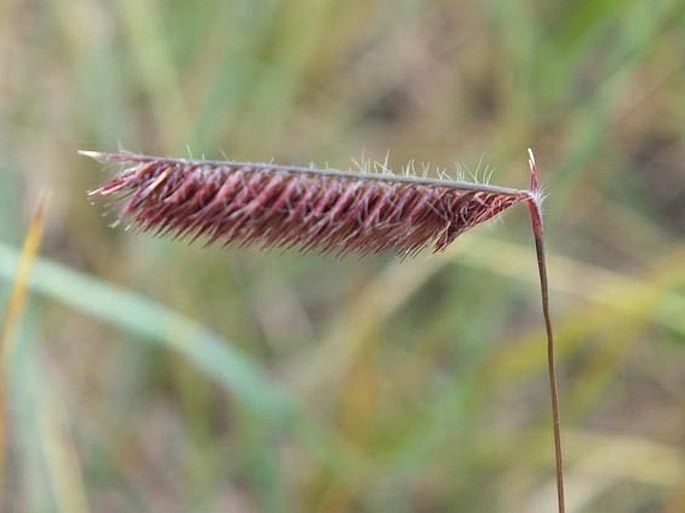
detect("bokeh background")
(1, 1), (685, 512)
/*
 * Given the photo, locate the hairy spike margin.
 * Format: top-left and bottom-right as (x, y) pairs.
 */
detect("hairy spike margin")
(83, 152), (532, 257)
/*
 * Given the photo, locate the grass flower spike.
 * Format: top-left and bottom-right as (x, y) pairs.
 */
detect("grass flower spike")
(83, 149), (565, 513)
(83, 151), (533, 257)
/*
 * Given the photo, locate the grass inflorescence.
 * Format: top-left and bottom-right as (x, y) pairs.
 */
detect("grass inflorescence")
(83, 151), (533, 257)
(84, 148), (565, 513)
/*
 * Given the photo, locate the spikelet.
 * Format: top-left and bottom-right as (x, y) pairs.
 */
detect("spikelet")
(82, 151), (535, 257)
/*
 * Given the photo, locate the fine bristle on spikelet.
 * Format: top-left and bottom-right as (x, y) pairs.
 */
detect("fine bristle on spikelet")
(84, 151), (533, 257)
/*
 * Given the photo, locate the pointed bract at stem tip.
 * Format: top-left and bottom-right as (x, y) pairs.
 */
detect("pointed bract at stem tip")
(78, 150), (110, 163)
(78, 150), (102, 158)
(527, 147), (540, 193)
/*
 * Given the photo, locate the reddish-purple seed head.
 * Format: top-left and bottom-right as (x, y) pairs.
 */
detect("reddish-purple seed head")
(82, 149), (563, 513)
(84, 151), (534, 257)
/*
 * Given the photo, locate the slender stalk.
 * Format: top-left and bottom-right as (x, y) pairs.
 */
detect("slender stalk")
(526, 150), (565, 513)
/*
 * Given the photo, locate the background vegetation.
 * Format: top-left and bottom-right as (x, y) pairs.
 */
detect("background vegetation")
(1, 1), (684, 512)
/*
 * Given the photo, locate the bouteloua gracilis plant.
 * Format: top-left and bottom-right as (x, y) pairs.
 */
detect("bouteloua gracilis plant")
(83, 148), (565, 513)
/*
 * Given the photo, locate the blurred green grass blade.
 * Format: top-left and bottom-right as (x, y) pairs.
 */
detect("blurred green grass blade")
(189, 3), (280, 151)
(10, 309), (92, 513)
(28, 351), (90, 513)
(45, 0), (130, 147)
(0, 243), (370, 479)
(0, 243), (289, 418)
(552, 0), (627, 56)
(118, 0), (189, 149)
(10, 315), (55, 512)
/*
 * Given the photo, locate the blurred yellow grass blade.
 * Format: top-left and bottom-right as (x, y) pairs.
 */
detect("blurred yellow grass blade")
(286, 245), (452, 394)
(286, 231), (685, 509)
(0, 196), (48, 368)
(289, 233), (685, 394)
(0, 194), (48, 500)
(481, 238), (685, 380)
(36, 372), (90, 513)
(526, 431), (685, 513)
